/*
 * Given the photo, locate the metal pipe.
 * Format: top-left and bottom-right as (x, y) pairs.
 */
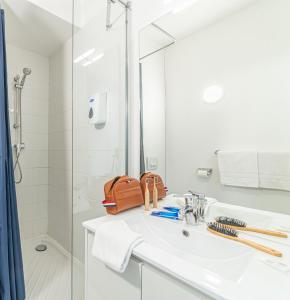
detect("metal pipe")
(105, 0), (130, 174)
(106, 0), (113, 30)
(139, 63), (145, 174)
(118, 0), (131, 9)
(125, 2), (130, 175)
(106, 0), (131, 31)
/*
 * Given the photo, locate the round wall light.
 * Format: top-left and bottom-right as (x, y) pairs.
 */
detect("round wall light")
(203, 85), (224, 103)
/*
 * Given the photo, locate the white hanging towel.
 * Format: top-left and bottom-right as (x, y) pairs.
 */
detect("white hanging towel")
(258, 152), (290, 191)
(217, 151), (259, 188)
(92, 220), (143, 273)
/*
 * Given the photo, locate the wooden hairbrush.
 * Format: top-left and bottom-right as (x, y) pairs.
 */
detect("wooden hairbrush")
(215, 216), (288, 238)
(207, 222), (282, 257)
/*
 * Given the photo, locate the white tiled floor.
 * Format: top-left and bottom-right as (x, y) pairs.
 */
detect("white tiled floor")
(22, 236), (84, 300)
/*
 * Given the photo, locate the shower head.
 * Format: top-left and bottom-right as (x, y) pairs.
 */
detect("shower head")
(20, 67), (31, 86)
(23, 68), (31, 75)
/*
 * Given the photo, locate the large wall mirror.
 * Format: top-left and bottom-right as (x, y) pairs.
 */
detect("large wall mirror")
(139, 0), (290, 214)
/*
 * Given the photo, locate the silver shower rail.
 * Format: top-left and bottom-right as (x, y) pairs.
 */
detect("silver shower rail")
(13, 67), (31, 184)
(106, 0), (131, 31)
(106, 0), (130, 175)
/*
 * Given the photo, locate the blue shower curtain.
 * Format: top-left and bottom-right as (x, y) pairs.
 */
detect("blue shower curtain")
(0, 9), (25, 300)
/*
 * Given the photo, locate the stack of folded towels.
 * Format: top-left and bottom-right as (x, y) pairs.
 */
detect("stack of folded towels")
(217, 151), (290, 191)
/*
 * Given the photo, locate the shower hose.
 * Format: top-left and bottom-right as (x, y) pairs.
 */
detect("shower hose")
(13, 86), (23, 184)
(13, 148), (23, 184)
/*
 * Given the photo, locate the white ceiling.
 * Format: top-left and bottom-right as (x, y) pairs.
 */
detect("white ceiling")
(4, 0), (72, 57)
(155, 0), (260, 41)
(3, 0), (125, 57)
(25, 0), (72, 24)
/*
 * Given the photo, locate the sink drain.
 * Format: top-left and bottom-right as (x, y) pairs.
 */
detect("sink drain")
(35, 244), (47, 252)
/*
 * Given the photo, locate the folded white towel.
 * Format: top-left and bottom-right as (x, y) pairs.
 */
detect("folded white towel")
(217, 151), (259, 188)
(258, 152), (290, 191)
(92, 220), (143, 273)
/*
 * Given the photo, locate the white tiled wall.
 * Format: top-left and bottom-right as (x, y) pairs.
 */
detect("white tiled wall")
(7, 44), (49, 240)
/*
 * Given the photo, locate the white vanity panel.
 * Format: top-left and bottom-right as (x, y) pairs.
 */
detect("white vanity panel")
(141, 264), (213, 300)
(85, 230), (142, 300)
(85, 227), (213, 300)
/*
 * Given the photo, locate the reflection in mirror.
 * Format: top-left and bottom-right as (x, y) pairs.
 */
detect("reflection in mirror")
(139, 0), (290, 214)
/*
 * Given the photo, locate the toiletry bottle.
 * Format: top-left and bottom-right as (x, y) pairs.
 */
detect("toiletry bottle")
(144, 179), (150, 211)
(153, 176), (158, 208)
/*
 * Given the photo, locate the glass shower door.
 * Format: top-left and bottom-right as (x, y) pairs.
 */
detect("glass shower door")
(72, 1), (129, 298)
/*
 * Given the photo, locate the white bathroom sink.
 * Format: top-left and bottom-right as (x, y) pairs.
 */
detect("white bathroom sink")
(123, 212), (253, 281)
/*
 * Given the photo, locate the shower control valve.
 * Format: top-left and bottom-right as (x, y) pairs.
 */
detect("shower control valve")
(14, 143), (25, 153)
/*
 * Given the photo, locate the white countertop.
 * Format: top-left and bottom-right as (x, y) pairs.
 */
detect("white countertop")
(83, 196), (290, 300)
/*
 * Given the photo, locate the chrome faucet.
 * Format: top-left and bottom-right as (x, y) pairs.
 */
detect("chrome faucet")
(183, 195), (195, 225)
(182, 191), (207, 225)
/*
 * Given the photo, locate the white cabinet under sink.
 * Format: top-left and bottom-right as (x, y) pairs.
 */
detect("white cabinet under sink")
(85, 230), (142, 300)
(141, 264), (212, 300)
(85, 229), (214, 300)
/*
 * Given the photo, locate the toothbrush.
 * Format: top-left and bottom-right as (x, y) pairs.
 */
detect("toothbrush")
(151, 211), (180, 220)
(207, 222), (282, 257)
(144, 179), (150, 211)
(152, 176), (158, 208)
(216, 216), (288, 238)
(163, 206), (180, 213)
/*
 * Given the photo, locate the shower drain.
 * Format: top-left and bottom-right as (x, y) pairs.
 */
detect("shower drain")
(35, 244), (47, 252)
(182, 230), (190, 237)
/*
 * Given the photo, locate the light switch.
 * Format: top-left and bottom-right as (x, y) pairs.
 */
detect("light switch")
(146, 157), (158, 171)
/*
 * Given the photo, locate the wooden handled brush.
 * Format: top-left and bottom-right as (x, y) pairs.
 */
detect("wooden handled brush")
(207, 222), (282, 257)
(144, 179), (150, 211)
(152, 176), (158, 209)
(215, 217), (288, 238)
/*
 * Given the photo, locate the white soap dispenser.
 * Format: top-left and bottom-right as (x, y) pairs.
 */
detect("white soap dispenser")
(88, 92), (107, 129)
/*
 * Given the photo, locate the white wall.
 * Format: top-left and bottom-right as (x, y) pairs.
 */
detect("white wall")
(7, 44), (49, 239)
(141, 51), (166, 179)
(164, 0), (290, 213)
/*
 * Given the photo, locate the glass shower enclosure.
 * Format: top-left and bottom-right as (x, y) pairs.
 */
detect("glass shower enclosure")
(72, 0), (130, 298)
(3, 0), (129, 297)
